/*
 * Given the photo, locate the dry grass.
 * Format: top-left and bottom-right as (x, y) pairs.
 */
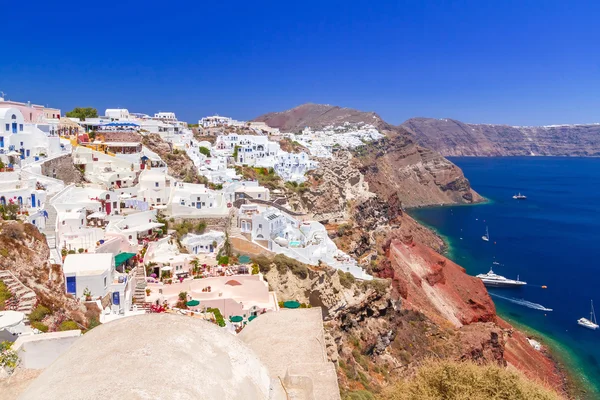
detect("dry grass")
(379, 359), (562, 400)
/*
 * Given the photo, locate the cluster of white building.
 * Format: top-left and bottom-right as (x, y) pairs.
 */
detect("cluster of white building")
(0, 99), (377, 345)
(288, 122), (385, 158)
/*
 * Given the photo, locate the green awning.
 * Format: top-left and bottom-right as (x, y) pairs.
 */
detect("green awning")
(283, 301), (301, 309)
(230, 316), (243, 323)
(238, 255), (251, 264)
(115, 252), (136, 266)
(248, 315), (257, 321)
(186, 300), (200, 307)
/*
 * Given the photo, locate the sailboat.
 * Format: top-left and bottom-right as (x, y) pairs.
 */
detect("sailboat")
(577, 300), (599, 330)
(482, 226), (490, 242)
(513, 193), (527, 200)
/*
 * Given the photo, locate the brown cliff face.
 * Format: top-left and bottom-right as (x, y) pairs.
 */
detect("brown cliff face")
(353, 128), (483, 207)
(403, 117), (600, 157)
(254, 103), (482, 208)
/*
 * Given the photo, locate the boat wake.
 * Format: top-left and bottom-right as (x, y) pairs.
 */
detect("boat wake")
(490, 293), (553, 312)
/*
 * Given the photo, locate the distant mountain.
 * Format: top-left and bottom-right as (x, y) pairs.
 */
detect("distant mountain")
(401, 117), (600, 157)
(253, 103), (389, 133)
(253, 104), (482, 207)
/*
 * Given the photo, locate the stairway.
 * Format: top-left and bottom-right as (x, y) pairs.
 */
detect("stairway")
(0, 271), (37, 315)
(132, 265), (148, 310)
(42, 204), (61, 265)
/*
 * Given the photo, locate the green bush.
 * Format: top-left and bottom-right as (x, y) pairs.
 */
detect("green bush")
(59, 320), (79, 331)
(29, 305), (51, 322)
(218, 255), (229, 265)
(0, 281), (12, 310)
(207, 308), (226, 327)
(273, 254), (308, 279)
(338, 270), (356, 289)
(198, 146), (211, 157)
(31, 321), (49, 332)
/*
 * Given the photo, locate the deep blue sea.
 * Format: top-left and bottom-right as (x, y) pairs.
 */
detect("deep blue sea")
(411, 157), (600, 397)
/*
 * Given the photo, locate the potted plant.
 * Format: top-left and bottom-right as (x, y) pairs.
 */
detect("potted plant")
(145, 288), (151, 296)
(83, 287), (92, 301)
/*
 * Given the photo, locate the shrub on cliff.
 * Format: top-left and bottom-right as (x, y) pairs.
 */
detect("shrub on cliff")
(31, 321), (49, 332)
(379, 359), (560, 400)
(59, 321), (79, 331)
(29, 305), (51, 322)
(338, 270), (356, 289)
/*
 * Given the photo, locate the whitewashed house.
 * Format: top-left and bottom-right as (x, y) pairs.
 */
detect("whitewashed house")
(181, 231), (226, 255)
(167, 181), (229, 217)
(237, 205), (372, 280)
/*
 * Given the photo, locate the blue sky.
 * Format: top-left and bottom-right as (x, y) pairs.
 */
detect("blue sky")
(1, 0), (599, 125)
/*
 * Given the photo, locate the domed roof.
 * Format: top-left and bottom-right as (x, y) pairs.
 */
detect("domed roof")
(20, 314), (272, 400)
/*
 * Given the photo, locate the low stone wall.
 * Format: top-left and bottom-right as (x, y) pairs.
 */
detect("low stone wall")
(230, 237), (274, 258)
(169, 216), (229, 231)
(40, 155), (84, 184)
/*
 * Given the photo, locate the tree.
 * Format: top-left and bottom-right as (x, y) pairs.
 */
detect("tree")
(65, 107), (98, 121)
(198, 146), (211, 157)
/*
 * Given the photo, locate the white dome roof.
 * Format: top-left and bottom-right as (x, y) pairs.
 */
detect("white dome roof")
(20, 314), (272, 400)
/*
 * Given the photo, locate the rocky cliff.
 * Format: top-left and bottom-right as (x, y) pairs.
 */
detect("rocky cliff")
(0, 221), (93, 329)
(254, 104), (482, 208)
(402, 117), (600, 157)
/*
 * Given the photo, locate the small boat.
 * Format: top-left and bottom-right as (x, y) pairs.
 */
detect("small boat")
(482, 226), (490, 242)
(577, 300), (599, 330)
(477, 267), (527, 288)
(513, 193), (527, 200)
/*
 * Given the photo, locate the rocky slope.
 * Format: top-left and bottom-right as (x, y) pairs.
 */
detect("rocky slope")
(0, 221), (93, 329)
(260, 251), (566, 399)
(402, 117), (600, 157)
(141, 133), (208, 184)
(254, 104), (482, 208)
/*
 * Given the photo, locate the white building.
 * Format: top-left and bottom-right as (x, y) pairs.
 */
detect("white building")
(63, 253), (113, 299)
(198, 115), (234, 128)
(168, 181), (229, 217)
(104, 109), (130, 121)
(0, 107), (65, 166)
(214, 134), (316, 183)
(181, 231), (226, 255)
(238, 205), (372, 280)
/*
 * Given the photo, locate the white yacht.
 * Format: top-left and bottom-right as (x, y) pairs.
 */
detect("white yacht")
(577, 300), (598, 330)
(476, 267), (527, 288)
(482, 226), (490, 242)
(513, 193), (527, 200)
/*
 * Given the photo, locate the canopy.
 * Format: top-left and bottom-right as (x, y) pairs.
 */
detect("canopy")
(161, 266), (173, 271)
(0, 311), (24, 329)
(283, 301), (301, 309)
(230, 316), (243, 323)
(238, 255), (251, 264)
(102, 122), (139, 127)
(186, 300), (200, 307)
(87, 211), (107, 220)
(248, 315), (257, 322)
(6, 151), (20, 156)
(114, 252), (136, 266)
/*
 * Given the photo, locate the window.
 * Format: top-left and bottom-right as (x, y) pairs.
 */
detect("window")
(258, 194), (261, 198)
(104, 277), (107, 288)
(62, 221), (66, 225)
(5, 124), (8, 132)
(155, 182), (159, 187)
(19, 124), (23, 131)
(258, 224), (262, 229)
(202, 202), (205, 206)
(11, 114), (16, 120)
(156, 198), (161, 203)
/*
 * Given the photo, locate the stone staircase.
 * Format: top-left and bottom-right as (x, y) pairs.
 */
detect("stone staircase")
(132, 266), (149, 310)
(0, 270), (37, 315)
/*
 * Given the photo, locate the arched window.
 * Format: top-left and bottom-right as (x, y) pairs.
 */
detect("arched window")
(11, 114), (16, 120)
(106, 194), (110, 200)
(0, 197), (5, 206)
(17, 196), (22, 205)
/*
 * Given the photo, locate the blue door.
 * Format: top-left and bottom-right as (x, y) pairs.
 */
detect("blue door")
(0, 137), (4, 148)
(12, 123), (17, 133)
(31, 194), (36, 207)
(209, 244), (214, 252)
(66, 276), (77, 294)
(196, 202), (201, 209)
